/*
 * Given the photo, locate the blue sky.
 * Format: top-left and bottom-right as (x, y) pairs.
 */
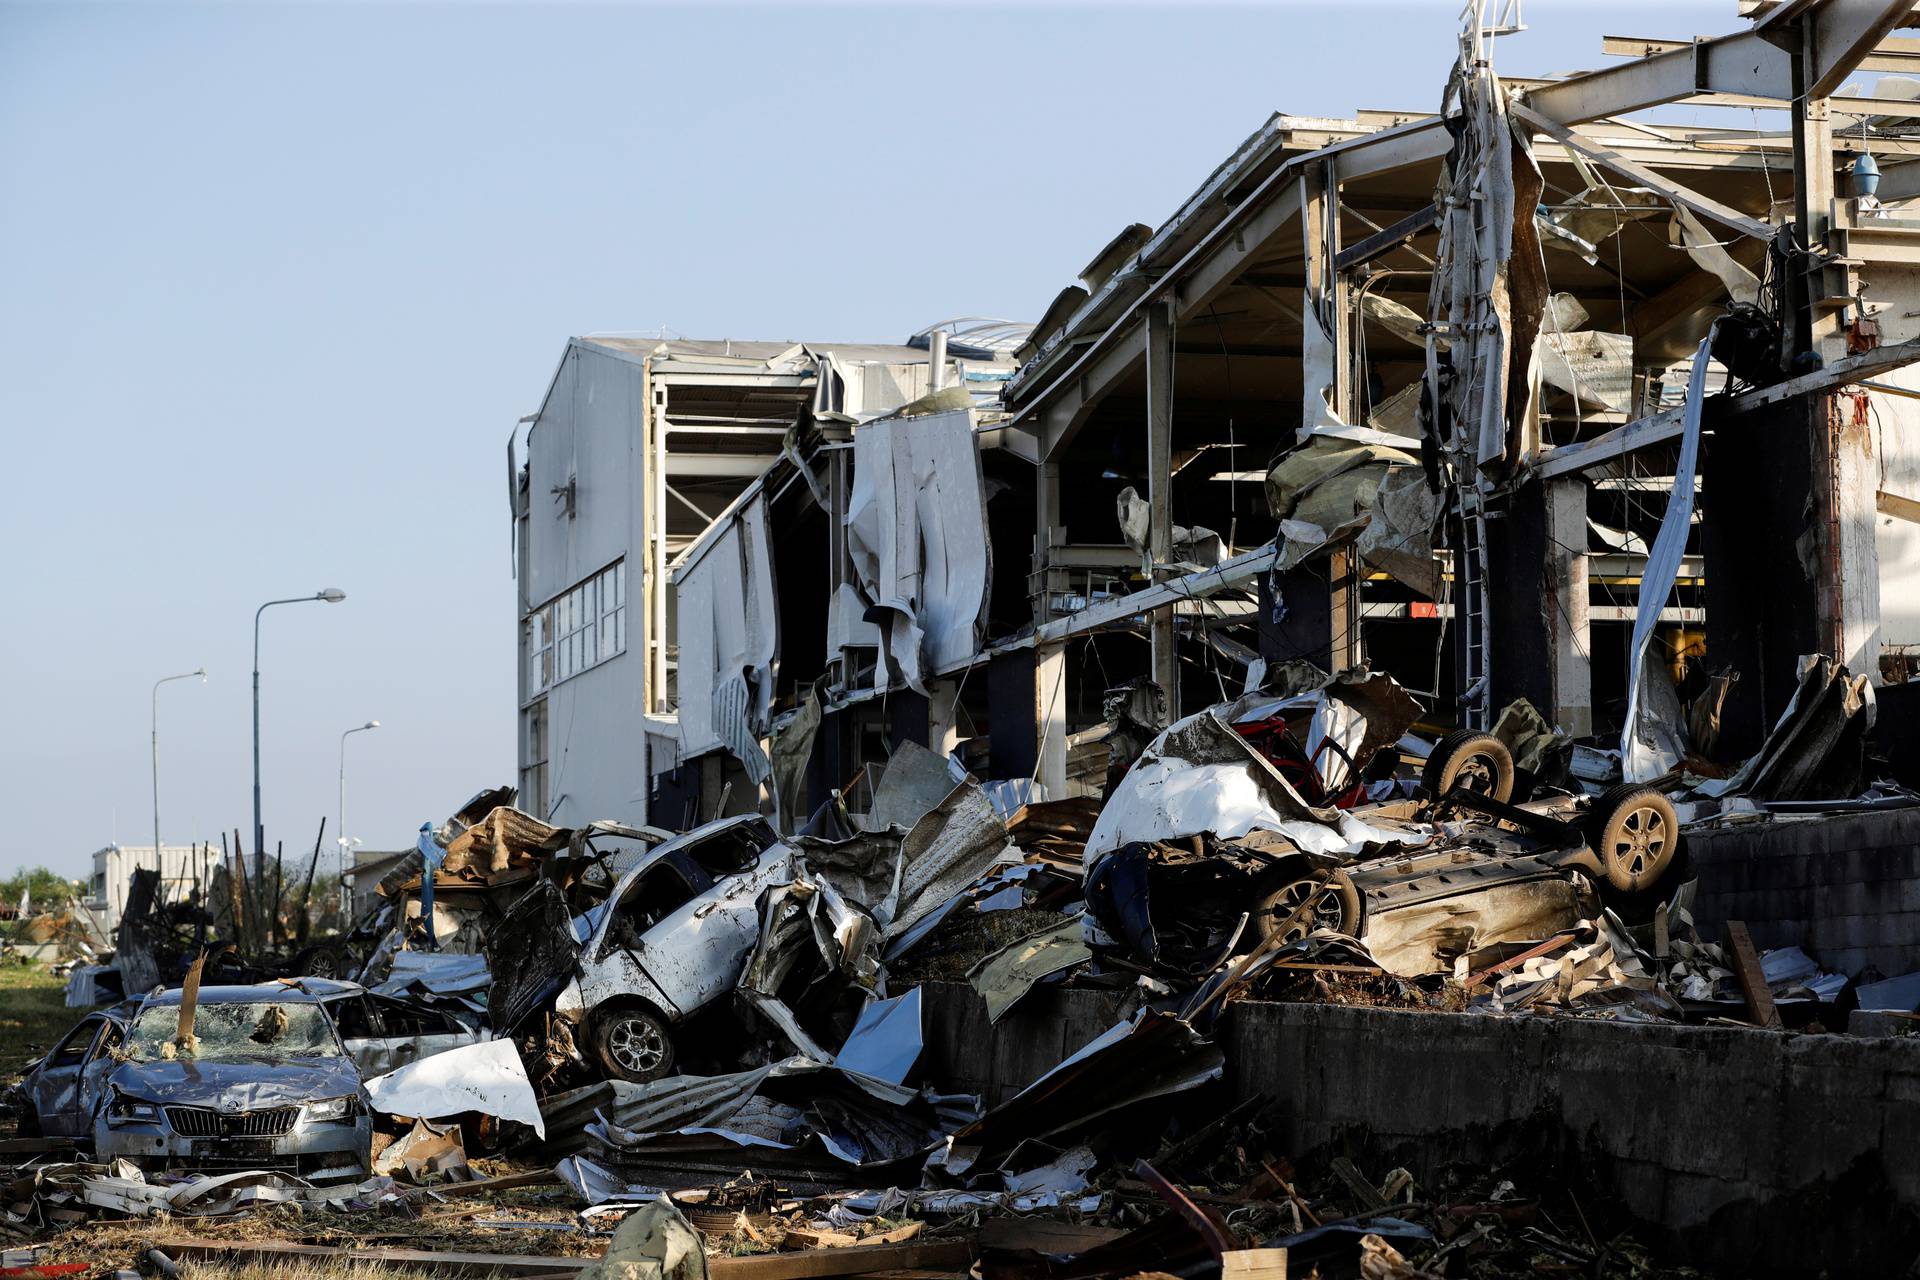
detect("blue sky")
(0, 0), (1734, 880)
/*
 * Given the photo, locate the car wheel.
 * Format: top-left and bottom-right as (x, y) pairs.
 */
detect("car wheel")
(1253, 869), (1360, 945)
(294, 942), (351, 979)
(592, 1007), (675, 1083)
(1588, 785), (1680, 893)
(1422, 730), (1516, 803)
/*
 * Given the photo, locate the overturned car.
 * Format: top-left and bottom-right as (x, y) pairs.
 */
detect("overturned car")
(1084, 670), (1683, 979)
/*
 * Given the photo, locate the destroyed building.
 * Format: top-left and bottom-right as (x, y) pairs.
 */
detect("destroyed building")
(509, 326), (1025, 827)
(21, 6), (1920, 1279)
(510, 2), (1920, 842)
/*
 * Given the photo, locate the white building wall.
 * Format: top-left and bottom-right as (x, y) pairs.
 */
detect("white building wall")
(518, 343), (651, 829)
(87, 844), (223, 929)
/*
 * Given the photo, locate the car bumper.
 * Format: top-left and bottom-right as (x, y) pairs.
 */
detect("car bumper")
(95, 1115), (371, 1180)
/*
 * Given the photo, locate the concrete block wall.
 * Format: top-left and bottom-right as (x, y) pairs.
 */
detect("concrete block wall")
(914, 983), (1920, 1275)
(920, 981), (1132, 1106)
(1227, 1003), (1920, 1277)
(1684, 807), (1920, 979)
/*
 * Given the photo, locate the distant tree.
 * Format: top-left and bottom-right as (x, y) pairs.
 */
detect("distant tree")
(0, 866), (82, 912)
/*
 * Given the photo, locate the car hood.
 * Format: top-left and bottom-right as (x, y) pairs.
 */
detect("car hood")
(107, 1056), (361, 1108)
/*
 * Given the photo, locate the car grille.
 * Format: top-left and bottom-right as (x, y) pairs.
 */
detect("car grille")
(164, 1106), (299, 1138)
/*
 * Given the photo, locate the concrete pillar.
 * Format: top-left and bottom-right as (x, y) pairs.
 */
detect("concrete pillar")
(1817, 392), (1884, 678)
(928, 675), (963, 758)
(1546, 478), (1594, 737)
(1034, 460), (1060, 624)
(1145, 299), (1179, 716)
(1035, 642), (1068, 800)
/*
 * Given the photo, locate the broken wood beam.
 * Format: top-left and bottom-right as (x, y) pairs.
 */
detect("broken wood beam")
(1726, 919), (1783, 1029)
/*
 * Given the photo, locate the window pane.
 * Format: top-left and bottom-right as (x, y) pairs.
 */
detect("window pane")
(614, 563), (625, 607)
(600, 612), (615, 659)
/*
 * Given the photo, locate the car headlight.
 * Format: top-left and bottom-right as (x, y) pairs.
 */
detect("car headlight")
(303, 1097), (354, 1122)
(107, 1090), (160, 1124)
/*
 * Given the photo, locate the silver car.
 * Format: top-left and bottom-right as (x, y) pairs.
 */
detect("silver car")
(93, 983), (372, 1181)
(548, 814), (793, 1082)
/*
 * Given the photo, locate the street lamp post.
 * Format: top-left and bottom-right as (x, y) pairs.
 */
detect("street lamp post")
(253, 589), (346, 882)
(152, 667), (207, 878)
(338, 720), (379, 916)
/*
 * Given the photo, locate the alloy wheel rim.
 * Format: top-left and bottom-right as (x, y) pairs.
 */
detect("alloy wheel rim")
(609, 1017), (666, 1073)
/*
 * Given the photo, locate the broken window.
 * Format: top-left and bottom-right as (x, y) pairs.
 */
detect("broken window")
(48, 1019), (101, 1065)
(682, 824), (775, 878)
(611, 861), (700, 940)
(123, 1002), (340, 1062)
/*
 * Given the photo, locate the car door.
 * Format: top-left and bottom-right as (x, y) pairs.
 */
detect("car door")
(633, 842), (794, 1016)
(29, 1016), (107, 1137)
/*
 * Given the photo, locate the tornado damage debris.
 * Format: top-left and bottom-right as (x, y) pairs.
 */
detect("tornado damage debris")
(18, 1), (1920, 1276)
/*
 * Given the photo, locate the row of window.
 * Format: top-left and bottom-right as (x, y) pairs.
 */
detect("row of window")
(526, 560), (626, 695)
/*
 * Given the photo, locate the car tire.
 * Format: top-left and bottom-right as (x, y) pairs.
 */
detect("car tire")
(1422, 731), (1516, 803)
(293, 941), (352, 980)
(591, 1006), (676, 1083)
(1252, 869), (1361, 945)
(1587, 784), (1680, 894)
(15, 1105), (39, 1139)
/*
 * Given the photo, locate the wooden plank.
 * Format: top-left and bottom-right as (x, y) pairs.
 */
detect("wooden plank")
(1329, 1157), (1388, 1211)
(977, 1218), (1129, 1253)
(0, 1137), (70, 1155)
(1725, 920), (1783, 1030)
(715, 1241), (974, 1279)
(1878, 489), (1920, 525)
(1220, 1248), (1290, 1280)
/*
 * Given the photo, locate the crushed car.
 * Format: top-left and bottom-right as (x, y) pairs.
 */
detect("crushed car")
(1083, 669), (1685, 979)
(10, 978), (493, 1176)
(91, 982), (373, 1181)
(495, 814), (795, 1083)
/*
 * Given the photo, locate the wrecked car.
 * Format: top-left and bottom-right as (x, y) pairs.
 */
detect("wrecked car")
(525, 814), (792, 1083)
(11, 1001), (137, 1140)
(1084, 672), (1684, 978)
(91, 983), (373, 1181)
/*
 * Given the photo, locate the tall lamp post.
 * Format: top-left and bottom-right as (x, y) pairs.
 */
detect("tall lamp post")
(152, 667), (207, 877)
(253, 589), (346, 881)
(338, 720), (379, 916)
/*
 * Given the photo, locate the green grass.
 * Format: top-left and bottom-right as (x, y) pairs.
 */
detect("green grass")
(0, 960), (80, 1075)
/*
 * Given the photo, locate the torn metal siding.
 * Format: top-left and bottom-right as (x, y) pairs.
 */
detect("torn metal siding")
(674, 493), (779, 778)
(844, 407), (992, 693)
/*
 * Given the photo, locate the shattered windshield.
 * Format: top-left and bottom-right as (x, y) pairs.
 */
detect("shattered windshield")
(123, 1001), (342, 1062)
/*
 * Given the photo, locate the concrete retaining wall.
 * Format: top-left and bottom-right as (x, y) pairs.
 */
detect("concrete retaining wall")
(917, 982), (1920, 1275)
(1684, 806), (1920, 979)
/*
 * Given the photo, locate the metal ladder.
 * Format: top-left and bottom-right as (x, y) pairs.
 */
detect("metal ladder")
(1456, 483), (1492, 730)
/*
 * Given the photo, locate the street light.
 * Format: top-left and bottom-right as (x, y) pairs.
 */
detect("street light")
(252, 589), (346, 881)
(338, 720), (380, 916)
(152, 668), (207, 881)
